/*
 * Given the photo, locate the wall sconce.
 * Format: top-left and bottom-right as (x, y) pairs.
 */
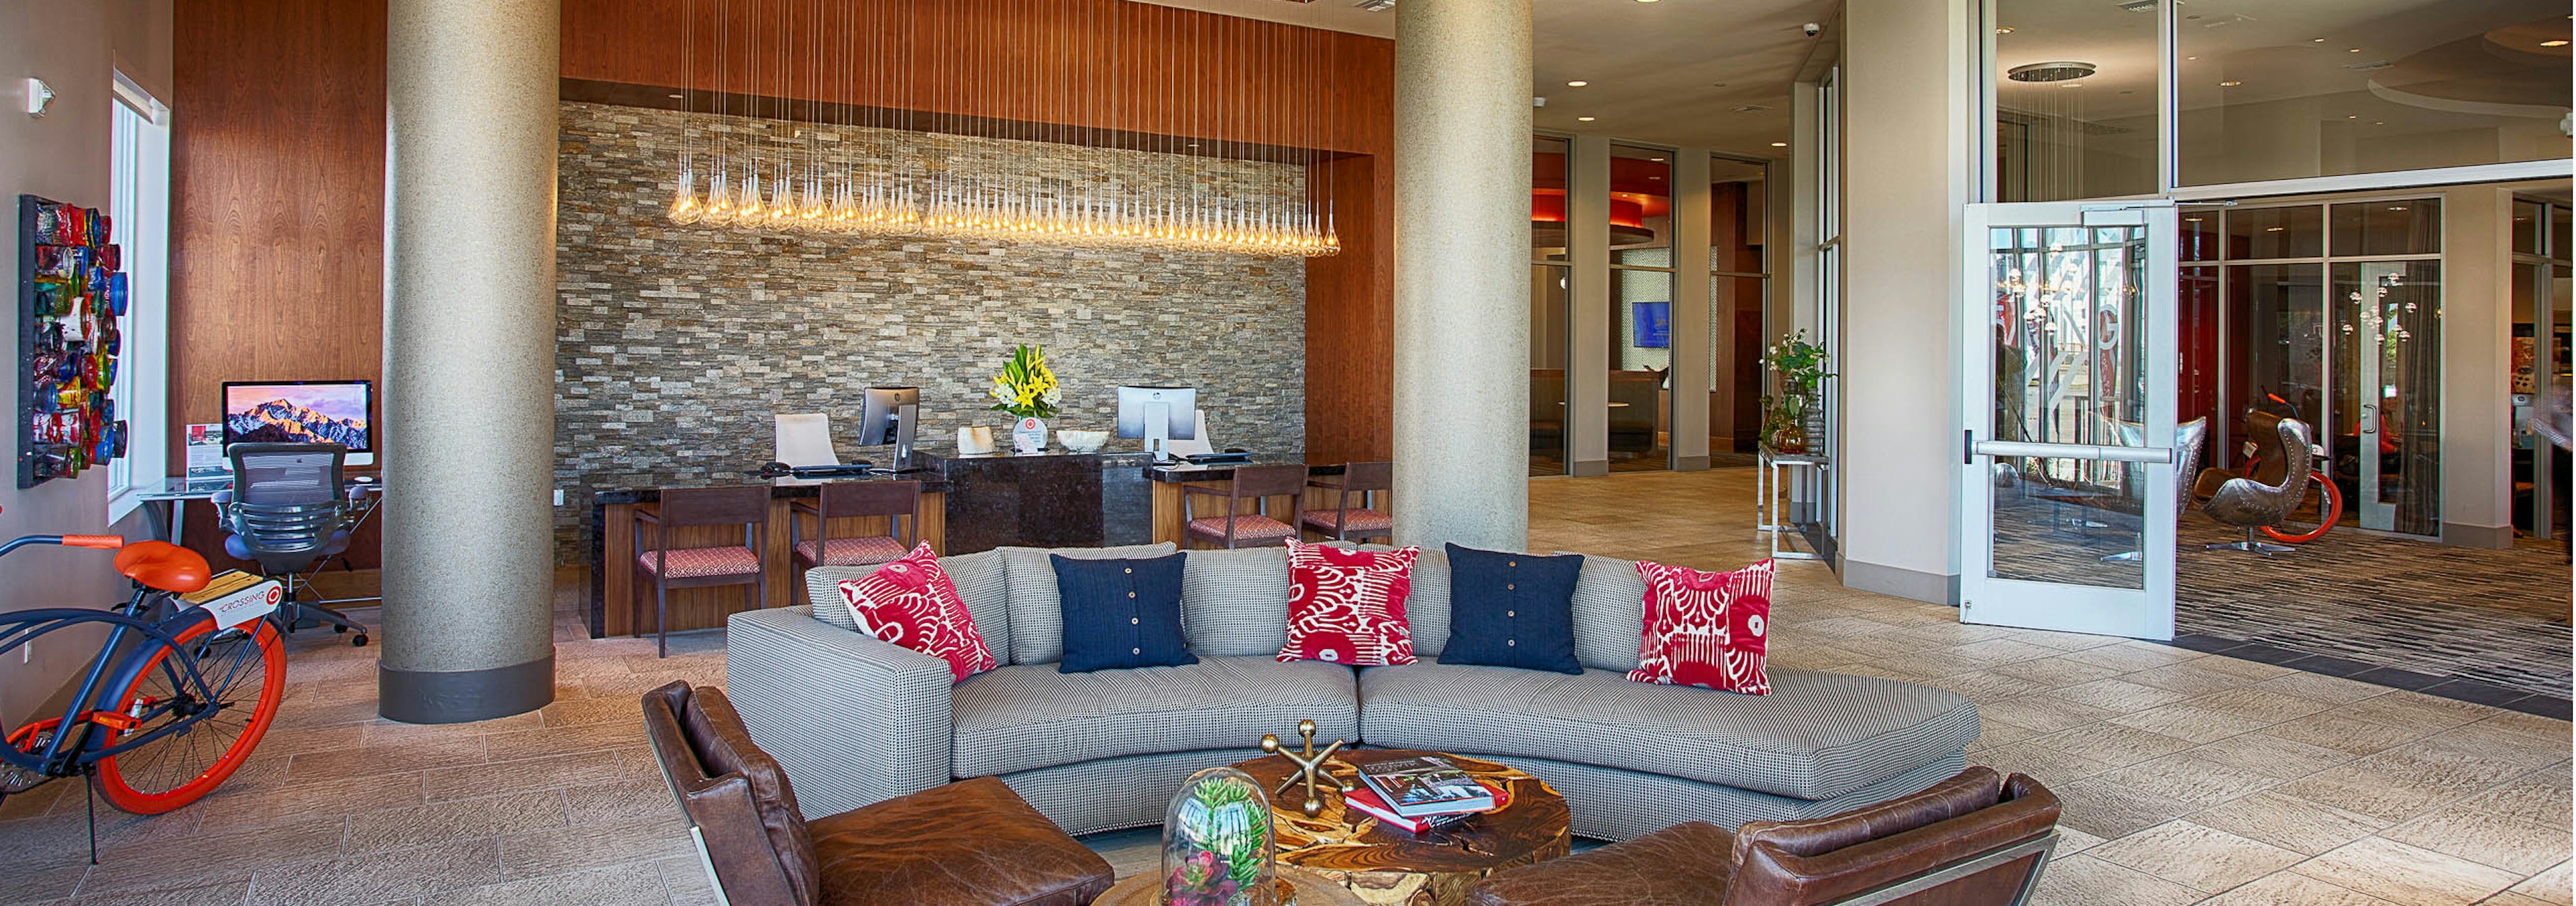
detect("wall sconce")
(23, 78), (54, 119)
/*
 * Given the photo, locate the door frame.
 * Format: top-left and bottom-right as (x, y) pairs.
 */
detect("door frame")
(1958, 201), (2182, 640)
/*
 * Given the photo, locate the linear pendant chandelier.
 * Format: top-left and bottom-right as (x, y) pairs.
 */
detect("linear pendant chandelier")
(665, 0), (1341, 258)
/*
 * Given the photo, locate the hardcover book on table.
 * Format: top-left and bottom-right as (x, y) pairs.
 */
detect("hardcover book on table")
(1343, 780), (1510, 834)
(1354, 756), (1496, 818)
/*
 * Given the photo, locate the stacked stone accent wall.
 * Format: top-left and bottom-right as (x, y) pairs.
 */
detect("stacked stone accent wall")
(554, 102), (1306, 563)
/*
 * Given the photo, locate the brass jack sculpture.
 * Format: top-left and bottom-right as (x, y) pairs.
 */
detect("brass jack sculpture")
(1260, 719), (1348, 817)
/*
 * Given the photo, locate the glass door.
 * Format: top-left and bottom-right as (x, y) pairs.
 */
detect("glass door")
(1960, 201), (2180, 640)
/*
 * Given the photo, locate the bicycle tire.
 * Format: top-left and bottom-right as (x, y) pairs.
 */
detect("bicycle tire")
(2261, 475), (2344, 544)
(93, 613), (284, 814)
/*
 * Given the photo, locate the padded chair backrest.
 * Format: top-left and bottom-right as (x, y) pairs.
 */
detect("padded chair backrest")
(818, 481), (920, 521)
(2172, 417), (2208, 515)
(774, 413), (841, 468)
(1228, 464), (1309, 499)
(1723, 768), (2060, 906)
(660, 486), (773, 527)
(231, 442), (343, 507)
(642, 682), (822, 906)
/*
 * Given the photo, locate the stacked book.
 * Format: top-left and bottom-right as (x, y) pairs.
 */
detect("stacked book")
(1344, 755), (1509, 834)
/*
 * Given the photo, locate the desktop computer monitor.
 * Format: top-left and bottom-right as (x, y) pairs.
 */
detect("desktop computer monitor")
(222, 380), (374, 467)
(856, 387), (920, 446)
(1116, 385), (1195, 460)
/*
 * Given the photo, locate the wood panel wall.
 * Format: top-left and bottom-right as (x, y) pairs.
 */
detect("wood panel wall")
(170, 0), (388, 567)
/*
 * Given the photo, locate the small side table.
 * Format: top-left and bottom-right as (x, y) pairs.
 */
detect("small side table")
(1756, 449), (1829, 561)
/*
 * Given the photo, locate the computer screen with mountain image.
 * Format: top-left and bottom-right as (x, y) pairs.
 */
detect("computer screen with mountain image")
(221, 381), (374, 467)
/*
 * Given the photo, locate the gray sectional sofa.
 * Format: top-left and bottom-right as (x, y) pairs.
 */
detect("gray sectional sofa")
(723, 542), (1979, 842)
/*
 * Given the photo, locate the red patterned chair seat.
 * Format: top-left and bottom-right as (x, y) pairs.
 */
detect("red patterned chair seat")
(793, 535), (909, 567)
(637, 546), (761, 578)
(1184, 515), (1298, 544)
(1300, 508), (1393, 537)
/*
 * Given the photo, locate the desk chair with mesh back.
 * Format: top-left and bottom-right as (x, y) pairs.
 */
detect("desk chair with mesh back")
(213, 442), (370, 646)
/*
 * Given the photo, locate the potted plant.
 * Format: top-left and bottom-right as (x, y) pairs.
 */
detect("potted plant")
(988, 344), (1062, 454)
(1760, 330), (1832, 454)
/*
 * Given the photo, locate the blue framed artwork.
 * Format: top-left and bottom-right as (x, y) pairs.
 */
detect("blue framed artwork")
(1631, 301), (1670, 348)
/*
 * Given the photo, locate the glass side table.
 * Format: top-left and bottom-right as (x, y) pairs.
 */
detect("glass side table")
(1756, 448), (1829, 561)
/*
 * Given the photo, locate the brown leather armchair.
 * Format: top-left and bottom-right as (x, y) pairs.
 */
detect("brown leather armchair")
(641, 682), (1115, 906)
(1464, 767), (2059, 906)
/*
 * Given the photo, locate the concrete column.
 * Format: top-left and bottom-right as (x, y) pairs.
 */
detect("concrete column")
(1671, 151), (1715, 471)
(378, 0), (559, 723)
(1566, 136), (1611, 476)
(1391, 0), (1532, 552)
(1839, 0), (1974, 604)
(2440, 186), (2515, 548)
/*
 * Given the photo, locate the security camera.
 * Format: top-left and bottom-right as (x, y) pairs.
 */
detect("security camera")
(1803, 22), (1821, 37)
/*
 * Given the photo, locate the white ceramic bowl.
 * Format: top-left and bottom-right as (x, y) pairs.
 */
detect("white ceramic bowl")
(1059, 430), (1110, 453)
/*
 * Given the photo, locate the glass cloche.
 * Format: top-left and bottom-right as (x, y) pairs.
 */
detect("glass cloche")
(1161, 766), (1280, 906)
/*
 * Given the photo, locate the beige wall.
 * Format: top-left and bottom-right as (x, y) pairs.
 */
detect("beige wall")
(1835, 0), (1974, 603)
(0, 0), (173, 724)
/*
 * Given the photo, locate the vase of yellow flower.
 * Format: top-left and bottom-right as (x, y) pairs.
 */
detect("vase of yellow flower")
(988, 344), (1062, 454)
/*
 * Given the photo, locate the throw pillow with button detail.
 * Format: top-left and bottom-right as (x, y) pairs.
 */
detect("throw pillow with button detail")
(1051, 552), (1197, 673)
(1437, 544), (1584, 674)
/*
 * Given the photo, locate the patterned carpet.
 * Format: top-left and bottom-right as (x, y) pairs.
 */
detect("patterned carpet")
(2176, 521), (2573, 710)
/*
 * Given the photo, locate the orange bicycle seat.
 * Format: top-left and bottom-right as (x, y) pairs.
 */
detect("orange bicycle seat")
(114, 542), (211, 594)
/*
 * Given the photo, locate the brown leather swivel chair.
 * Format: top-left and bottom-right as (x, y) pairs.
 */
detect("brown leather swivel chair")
(1465, 767), (2060, 906)
(641, 682), (1114, 906)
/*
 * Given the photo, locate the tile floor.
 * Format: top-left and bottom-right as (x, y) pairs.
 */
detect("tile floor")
(0, 467), (2561, 905)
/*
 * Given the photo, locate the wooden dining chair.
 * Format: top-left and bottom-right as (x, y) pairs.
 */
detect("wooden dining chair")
(1181, 464), (1308, 549)
(1301, 461), (1392, 542)
(635, 485), (771, 658)
(788, 481), (921, 593)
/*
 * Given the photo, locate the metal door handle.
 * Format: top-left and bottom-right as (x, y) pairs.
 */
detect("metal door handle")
(1972, 440), (2176, 464)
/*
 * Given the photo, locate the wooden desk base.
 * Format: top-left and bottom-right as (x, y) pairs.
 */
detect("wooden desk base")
(594, 493), (945, 638)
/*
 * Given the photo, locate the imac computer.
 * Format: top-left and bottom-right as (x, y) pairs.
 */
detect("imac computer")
(857, 386), (922, 472)
(222, 380), (374, 467)
(1116, 385), (1196, 462)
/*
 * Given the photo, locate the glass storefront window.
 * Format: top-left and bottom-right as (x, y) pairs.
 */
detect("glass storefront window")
(1991, 0), (2159, 201)
(1534, 136), (1570, 263)
(2177, 0), (2573, 187)
(2331, 260), (2442, 536)
(2330, 199), (2440, 257)
(2181, 209), (2222, 262)
(2224, 205), (2324, 260)
(1530, 263), (1571, 476)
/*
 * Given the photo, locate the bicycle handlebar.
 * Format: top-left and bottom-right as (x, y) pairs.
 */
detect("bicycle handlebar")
(0, 534), (128, 558)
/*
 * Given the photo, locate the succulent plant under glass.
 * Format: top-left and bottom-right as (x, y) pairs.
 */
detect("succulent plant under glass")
(1161, 767), (1279, 906)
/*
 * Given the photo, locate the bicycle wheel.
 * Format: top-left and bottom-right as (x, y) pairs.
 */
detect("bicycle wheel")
(2262, 474), (2344, 544)
(93, 614), (284, 814)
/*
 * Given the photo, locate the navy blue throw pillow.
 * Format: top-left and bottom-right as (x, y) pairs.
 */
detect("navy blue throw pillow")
(1438, 544), (1584, 674)
(1053, 553), (1197, 672)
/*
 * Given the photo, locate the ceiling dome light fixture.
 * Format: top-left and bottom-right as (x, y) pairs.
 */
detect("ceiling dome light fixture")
(1770, 141), (1788, 147)
(1567, 80), (1589, 87)
(2006, 60), (2097, 82)
(1577, 116), (1597, 121)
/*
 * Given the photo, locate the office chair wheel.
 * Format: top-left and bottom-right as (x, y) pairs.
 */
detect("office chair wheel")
(350, 632), (368, 647)
(333, 623), (347, 634)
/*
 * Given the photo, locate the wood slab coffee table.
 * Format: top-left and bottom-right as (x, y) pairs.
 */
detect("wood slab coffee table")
(1230, 748), (1571, 906)
(1092, 865), (1368, 906)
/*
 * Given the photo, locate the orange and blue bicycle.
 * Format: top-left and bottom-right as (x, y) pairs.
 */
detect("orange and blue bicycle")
(0, 532), (285, 847)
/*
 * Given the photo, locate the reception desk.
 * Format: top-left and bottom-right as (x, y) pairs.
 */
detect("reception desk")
(589, 452), (1389, 638)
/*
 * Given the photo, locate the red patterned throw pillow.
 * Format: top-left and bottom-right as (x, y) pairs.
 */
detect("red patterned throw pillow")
(1629, 558), (1775, 695)
(835, 542), (998, 683)
(1277, 540), (1421, 666)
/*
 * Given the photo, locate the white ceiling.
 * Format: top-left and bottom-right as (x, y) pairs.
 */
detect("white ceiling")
(1134, 0), (1835, 160)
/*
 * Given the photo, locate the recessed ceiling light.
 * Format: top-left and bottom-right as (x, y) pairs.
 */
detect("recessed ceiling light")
(1567, 80), (1589, 87)
(2265, 226), (2284, 232)
(1650, 157), (1665, 162)
(1578, 116), (1597, 121)
(1995, 26), (2014, 34)
(2185, 56), (2198, 60)
(2186, 217), (2204, 222)
(2218, 80), (2242, 87)
(2311, 38), (2326, 42)
(2545, 40), (2571, 47)
(1649, 176), (1662, 181)
(2346, 114), (2357, 119)
(1634, 0), (1659, 4)
(1770, 142), (1789, 148)
(2388, 206), (2408, 211)
(2347, 47), (2363, 52)
(2374, 121), (2385, 125)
